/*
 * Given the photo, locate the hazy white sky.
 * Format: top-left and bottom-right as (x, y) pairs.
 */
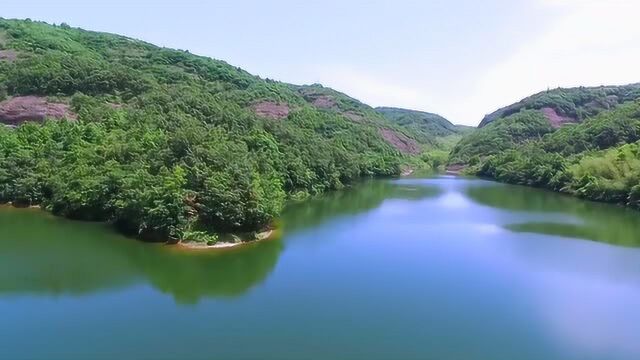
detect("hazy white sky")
(4, 0), (640, 125)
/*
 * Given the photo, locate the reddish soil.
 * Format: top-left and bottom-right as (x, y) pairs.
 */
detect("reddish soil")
(540, 107), (576, 128)
(0, 50), (18, 62)
(378, 128), (421, 155)
(0, 96), (76, 125)
(343, 111), (366, 123)
(252, 101), (290, 119)
(310, 95), (337, 110)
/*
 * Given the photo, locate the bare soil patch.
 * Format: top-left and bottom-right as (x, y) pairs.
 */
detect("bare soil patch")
(0, 96), (76, 125)
(540, 107), (576, 128)
(344, 111), (365, 123)
(252, 101), (290, 119)
(378, 128), (421, 155)
(0, 50), (18, 62)
(308, 95), (337, 110)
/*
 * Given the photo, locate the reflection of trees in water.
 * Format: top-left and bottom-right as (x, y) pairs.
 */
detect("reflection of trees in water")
(132, 240), (283, 304)
(465, 184), (640, 247)
(0, 180), (439, 301)
(0, 208), (283, 303)
(281, 179), (441, 232)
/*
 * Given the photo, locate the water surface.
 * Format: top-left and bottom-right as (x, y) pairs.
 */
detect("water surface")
(1, 177), (640, 360)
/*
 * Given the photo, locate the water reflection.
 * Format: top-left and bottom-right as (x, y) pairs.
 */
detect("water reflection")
(281, 179), (441, 233)
(465, 184), (640, 247)
(0, 180), (441, 303)
(2, 177), (640, 359)
(0, 208), (282, 303)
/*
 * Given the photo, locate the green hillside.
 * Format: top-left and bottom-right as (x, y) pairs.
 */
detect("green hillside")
(479, 84), (640, 128)
(451, 84), (640, 165)
(0, 18), (439, 243)
(449, 110), (554, 164)
(376, 107), (473, 149)
(455, 84), (640, 209)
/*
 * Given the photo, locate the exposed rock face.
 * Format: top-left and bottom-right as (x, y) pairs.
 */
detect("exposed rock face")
(252, 101), (290, 119)
(540, 107), (576, 128)
(479, 84), (640, 128)
(310, 95), (337, 110)
(0, 96), (76, 125)
(344, 111), (365, 123)
(378, 128), (421, 154)
(0, 49), (17, 62)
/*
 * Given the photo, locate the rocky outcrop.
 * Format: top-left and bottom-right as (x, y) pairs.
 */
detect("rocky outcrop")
(252, 101), (290, 120)
(343, 111), (365, 123)
(540, 107), (576, 128)
(378, 128), (421, 154)
(0, 49), (18, 62)
(309, 95), (337, 110)
(0, 96), (76, 125)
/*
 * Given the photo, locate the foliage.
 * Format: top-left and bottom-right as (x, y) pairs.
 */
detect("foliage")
(449, 110), (553, 164)
(475, 101), (640, 209)
(376, 107), (472, 148)
(539, 102), (640, 155)
(478, 83), (640, 127)
(0, 18), (411, 242)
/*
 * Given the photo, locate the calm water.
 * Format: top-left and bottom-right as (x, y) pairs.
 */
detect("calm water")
(1, 177), (640, 360)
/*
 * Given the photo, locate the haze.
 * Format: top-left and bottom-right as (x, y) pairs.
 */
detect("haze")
(4, 0), (639, 125)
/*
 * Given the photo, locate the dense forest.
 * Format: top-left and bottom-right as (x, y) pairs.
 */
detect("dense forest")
(376, 107), (472, 147)
(477, 84), (640, 127)
(452, 84), (640, 210)
(0, 18), (458, 244)
(375, 107), (472, 171)
(5, 17), (637, 245)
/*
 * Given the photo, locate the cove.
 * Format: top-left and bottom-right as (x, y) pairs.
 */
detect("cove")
(1, 177), (640, 360)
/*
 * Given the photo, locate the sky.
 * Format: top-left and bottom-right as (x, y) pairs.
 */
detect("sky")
(3, 0), (640, 126)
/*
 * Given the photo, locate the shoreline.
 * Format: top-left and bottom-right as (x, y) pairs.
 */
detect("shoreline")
(176, 229), (275, 250)
(445, 164), (465, 175)
(0, 203), (278, 250)
(401, 168), (415, 176)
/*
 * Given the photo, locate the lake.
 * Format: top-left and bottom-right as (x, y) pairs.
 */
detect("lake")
(1, 176), (640, 360)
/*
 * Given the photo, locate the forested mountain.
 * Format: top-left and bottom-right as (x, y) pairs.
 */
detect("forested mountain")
(478, 84), (640, 128)
(450, 84), (640, 164)
(0, 18), (441, 244)
(376, 107), (473, 149)
(451, 83), (640, 210)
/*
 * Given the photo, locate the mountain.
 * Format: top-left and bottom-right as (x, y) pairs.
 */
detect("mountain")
(289, 84), (428, 154)
(0, 18), (441, 243)
(479, 84), (640, 128)
(452, 83), (640, 210)
(376, 107), (473, 149)
(450, 83), (640, 164)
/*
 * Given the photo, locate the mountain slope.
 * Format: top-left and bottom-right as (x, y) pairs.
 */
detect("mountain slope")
(451, 84), (640, 164)
(479, 84), (640, 128)
(376, 107), (473, 149)
(0, 18), (437, 243)
(478, 100), (640, 209)
(456, 82), (640, 210)
(289, 84), (428, 154)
